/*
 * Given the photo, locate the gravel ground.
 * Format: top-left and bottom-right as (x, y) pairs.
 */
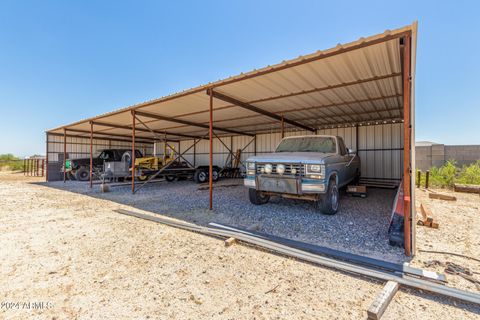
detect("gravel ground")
(1, 172), (479, 319)
(43, 178), (406, 263)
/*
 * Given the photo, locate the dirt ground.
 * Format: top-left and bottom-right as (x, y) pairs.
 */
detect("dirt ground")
(0, 172), (479, 319)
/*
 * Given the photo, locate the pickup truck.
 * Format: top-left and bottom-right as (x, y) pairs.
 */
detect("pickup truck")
(244, 135), (360, 215)
(64, 149), (143, 181)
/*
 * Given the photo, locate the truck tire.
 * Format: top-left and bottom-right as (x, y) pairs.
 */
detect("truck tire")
(194, 169), (208, 183)
(248, 188), (270, 205)
(193, 168), (220, 183)
(212, 168), (219, 182)
(318, 178), (339, 215)
(121, 151), (133, 166)
(74, 166), (90, 181)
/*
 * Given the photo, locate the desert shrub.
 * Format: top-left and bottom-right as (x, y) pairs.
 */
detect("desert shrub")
(428, 160), (457, 188)
(456, 160), (480, 185)
(416, 160), (480, 188)
(0, 154), (24, 171)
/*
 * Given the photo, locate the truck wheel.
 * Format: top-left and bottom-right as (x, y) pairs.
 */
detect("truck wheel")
(137, 175), (149, 181)
(121, 151), (133, 166)
(248, 188), (270, 205)
(194, 169), (208, 183)
(318, 179), (339, 215)
(75, 166), (90, 181)
(212, 168), (219, 182)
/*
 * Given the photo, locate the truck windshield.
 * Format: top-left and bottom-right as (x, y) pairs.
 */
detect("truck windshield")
(275, 137), (336, 153)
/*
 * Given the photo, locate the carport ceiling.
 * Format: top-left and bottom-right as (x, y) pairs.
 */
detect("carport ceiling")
(47, 24), (416, 141)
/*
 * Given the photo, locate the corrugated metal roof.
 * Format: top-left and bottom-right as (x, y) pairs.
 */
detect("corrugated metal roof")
(47, 23), (417, 141)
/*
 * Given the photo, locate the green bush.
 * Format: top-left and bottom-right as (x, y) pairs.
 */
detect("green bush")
(417, 160), (480, 188)
(457, 160), (480, 185)
(0, 154), (24, 171)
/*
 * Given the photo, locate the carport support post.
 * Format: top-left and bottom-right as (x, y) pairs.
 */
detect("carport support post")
(281, 115), (285, 138)
(209, 89), (213, 210)
(63, 128), (67, 183)
(193, 139), (197, 167)
(131, 110), (136, 193)
(403, 33), (412, 256)
(89, 121), (93, 189)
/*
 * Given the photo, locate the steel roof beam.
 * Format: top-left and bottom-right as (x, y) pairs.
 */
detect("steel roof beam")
(65, 128), (158, 142)
(135, 110), (254, 137)
(207, 89), (316, 132)
(91, 121), (206, 140)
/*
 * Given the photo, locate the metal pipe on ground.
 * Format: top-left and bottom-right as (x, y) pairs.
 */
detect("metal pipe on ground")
(113, 208), (480, 306)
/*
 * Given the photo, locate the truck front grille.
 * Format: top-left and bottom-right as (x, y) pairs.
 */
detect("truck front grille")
(256, 163), (303, 176)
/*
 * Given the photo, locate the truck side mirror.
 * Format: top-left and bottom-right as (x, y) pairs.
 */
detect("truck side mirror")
(347, 148), (355, 155)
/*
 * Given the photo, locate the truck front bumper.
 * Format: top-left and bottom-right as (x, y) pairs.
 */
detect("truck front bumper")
(244, 176), (326, 194)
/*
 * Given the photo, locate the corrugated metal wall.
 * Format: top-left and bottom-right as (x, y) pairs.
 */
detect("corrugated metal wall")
(47, 122), (402, 181)
(169, 122), (404, 180)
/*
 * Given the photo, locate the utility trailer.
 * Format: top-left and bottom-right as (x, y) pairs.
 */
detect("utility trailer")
(136, 160), (221, 183)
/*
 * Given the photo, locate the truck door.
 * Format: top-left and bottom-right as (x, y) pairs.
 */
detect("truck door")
(337, 137), (351, 186)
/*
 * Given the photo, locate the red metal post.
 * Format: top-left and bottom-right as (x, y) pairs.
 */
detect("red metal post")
(63, 128), (67, 183)
(36, 159), (39, 176)
(23, 158), (26, 175)
(281, 115), (285, 138)
(403, 34), (412, 256)
(31, 159), (34, 176)
(131, 110), (136, 193)
(209, 89), (214, 210)
(41, 159), (44, 177)
(89, 121), (93, 188)
(45, 133), (49, 181)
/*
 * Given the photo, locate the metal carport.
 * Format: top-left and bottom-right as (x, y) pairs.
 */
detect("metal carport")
(46, 22), (417, 255)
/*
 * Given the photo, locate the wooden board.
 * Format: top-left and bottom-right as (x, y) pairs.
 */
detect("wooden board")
(428, 192), (457, 201)
(367, 281), (399, 320)
(454, 183), (480, 194)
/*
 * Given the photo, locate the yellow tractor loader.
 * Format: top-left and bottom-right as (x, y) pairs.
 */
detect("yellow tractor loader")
(134, 146), (176, 181)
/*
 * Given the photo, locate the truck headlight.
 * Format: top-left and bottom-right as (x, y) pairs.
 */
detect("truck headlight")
(306, 164), (325, 179)
(264, 163), (273, 174)
(276, 164), (285, 175)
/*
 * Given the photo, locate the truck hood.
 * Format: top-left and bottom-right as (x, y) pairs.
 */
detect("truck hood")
(246, 152), (336, 164)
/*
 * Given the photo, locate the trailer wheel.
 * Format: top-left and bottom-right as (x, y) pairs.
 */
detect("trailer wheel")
(212, 168), (219, 182)
(194, 169), (207, 183)
(74, 166), (90, 181)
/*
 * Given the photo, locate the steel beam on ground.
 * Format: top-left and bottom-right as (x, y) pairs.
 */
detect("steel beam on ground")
(135, 110), (253, 137)
(115, 208), (480, 306)
(207, 89), (315, 132)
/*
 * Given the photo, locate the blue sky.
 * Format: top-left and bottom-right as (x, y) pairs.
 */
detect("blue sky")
(0, 1), (479, 156)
